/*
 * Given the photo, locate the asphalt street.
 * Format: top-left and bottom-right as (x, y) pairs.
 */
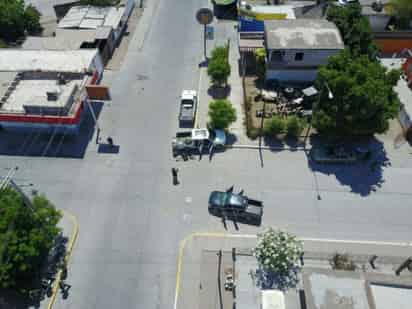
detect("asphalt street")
(2, 0), (412, 308)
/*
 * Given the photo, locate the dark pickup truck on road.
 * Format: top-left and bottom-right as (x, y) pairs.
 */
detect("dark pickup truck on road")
(208, 188), (263, 225)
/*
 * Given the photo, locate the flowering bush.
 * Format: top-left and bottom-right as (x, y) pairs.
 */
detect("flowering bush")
(253, 228), (303, 275)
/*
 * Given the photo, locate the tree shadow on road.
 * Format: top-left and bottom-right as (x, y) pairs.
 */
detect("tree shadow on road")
(307, 136), (389, 196)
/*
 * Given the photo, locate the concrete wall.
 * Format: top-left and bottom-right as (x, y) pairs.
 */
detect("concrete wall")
(0, 120), (81, 134)
(368, 15), (390, 32)
(266, 69), (318, 82)
(267, 49), (341, 69)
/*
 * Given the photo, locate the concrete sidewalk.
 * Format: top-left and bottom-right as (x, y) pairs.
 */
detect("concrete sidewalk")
(196, 20), (247, 145)
(175, 232), (412, 309)
(42, 210), (79, 309)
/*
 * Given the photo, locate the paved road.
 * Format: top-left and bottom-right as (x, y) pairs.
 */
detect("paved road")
(2, 0), (412, 308)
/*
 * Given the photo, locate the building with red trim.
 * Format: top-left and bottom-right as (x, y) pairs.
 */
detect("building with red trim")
(0, 49), (103, 134)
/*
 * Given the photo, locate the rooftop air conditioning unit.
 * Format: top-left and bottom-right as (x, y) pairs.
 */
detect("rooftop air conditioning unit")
(47, 91), (59, 101)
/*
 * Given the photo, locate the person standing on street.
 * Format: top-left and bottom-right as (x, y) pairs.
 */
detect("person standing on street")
(172, 168), (179, 185)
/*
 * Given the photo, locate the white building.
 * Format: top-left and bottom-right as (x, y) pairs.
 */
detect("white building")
(0, 49), (103, 134)
(264, 19), (344, 82)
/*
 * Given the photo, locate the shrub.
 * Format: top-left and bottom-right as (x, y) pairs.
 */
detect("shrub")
(255, 48), (266, 80)
(208, 99), (237, 129)
(286, 116), (305, 137)
(24, 5), (42, 35)
(263, 116), (285, 136)
(330, 253), (357, 271)
(254, 228), (303, 275)
(211, 44), (229, 62)
(208, 44), (231, 87)
(207, 58), (231, 87)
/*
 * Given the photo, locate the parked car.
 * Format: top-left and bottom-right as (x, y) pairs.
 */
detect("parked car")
(179, 90), (197, 127)
(310, 145), (357, 164)
(208, 187), (263, 225)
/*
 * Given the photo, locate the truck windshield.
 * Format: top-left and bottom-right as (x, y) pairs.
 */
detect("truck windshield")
(182, 99), (193, 105)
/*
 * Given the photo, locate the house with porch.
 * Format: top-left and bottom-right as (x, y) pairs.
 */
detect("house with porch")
(264, 19), (344, 82)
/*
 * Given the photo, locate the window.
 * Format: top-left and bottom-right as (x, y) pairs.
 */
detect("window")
(270, 51), (284, 62)
(295, 52), (304, 61)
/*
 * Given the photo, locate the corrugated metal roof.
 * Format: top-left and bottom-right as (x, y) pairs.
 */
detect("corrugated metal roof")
(103, 7), (125, 29)
(58, 6), (88, 28)
(85, 6), (109, 19)
(95, 26), (112, 40)
(79, 18), (103, 29)
(58, 5), (125, 30)
(0, 49), (98, 73)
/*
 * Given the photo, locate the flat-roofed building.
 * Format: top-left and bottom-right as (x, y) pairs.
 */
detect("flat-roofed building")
(0, 49), (103, 134)
(264, 19), (344, 82)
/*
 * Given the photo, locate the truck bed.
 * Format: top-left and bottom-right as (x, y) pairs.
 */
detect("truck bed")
(247, 198), (263, 207)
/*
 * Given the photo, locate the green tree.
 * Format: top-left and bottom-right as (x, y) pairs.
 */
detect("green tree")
(208, 45), (231, 87)
(327, 3), (377, 58)
(253, 228), (303, 276)
(24, 5), (42, 35)
(0, 0), (42, 41)
(255, 48), (266, 80)
(286, 116), (305, 137)
(207, 58), (231, 87)
(389, 0), (412, 29)
(211, 44), (229, 62)
(263, 115), (285, 136)
(313, 50), (401, 137)
(0, 188), (62, 289)
(208, 99), (237, 129)
(0, 0), (26, 41)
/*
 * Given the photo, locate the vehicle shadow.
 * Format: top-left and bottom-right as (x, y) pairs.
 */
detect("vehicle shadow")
(307, 136), (389, 196)
(0, 101), (103, 158)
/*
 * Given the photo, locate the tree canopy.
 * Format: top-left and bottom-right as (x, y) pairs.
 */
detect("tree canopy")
(208, 45), (231, 87)
(208, 99), (237, 129)
(253, 228), (303, 276)
(0, 0), (42, 42)
(327, 3), (377, 59)
(0, 188), (61, 289)
(389, 0), (412, 29)
(313, 50), (401, 137)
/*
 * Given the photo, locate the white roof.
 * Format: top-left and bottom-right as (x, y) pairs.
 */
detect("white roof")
(58, 6), (89, 28)
(181, 90), (197, 100)
(104, 7), (126, 29)
(79, 18), (103, 29)
(0, 49), (98, 73)
(261, 290), (285, 309)
(58, 5), (124, 30)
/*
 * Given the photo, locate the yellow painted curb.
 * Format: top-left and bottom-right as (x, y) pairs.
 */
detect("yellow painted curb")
(47, 210), (79, 309)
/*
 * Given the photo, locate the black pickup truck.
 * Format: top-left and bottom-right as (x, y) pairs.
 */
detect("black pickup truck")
(208, 188), (263, 225)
